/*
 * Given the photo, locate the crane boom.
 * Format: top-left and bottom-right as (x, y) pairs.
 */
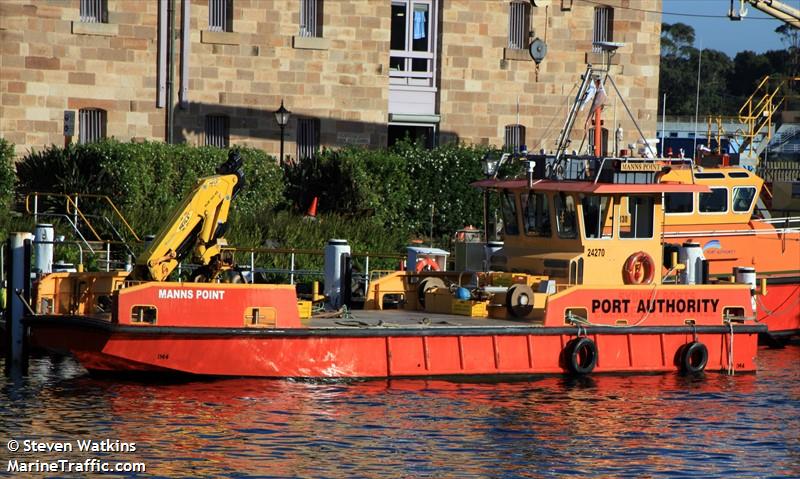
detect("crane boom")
(129, 150), (245, 281)
(731, 0), (800, 28)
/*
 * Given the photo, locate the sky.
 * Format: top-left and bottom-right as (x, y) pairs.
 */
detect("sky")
(661, 0), (793, 57)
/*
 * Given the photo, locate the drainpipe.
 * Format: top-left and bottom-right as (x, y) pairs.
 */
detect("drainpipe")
(167, 0), (176, 144)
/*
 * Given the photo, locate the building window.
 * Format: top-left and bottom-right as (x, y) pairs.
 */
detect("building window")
(209, 0), (233, 32)
(592, 6), (613, 52)
(296, 118), (320, 161)
(299, 0), (323, 38)
(205, 115), (230, 148)
(78, 109), (107, 144)
(504, 124), (526, 152)
(80, 0), (108, 23)
(508, 1), (530, 50)
(390, 0), (437, 88)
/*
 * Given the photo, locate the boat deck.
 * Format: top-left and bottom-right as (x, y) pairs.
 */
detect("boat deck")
(304, 309), (535, 329)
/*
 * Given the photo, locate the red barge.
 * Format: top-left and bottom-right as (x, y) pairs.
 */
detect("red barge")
(23, 149), (767, 378)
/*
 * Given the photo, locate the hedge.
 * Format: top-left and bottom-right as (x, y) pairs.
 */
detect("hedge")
(15, 139), (285, 241)
(11, 139), (504, 269)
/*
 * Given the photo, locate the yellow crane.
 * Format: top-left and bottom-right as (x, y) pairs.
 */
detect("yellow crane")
(128, 150), (245, 282)
(729, 0), (800, 28)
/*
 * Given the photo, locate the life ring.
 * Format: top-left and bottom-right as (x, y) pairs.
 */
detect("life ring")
(622, 251), (655, 285)
(564, 337), (598, 375)
(415, 257), (440, 273)
(679, 341), (708, 374)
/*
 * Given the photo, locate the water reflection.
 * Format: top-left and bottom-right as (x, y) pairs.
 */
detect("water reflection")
(0, 346), (798, 478)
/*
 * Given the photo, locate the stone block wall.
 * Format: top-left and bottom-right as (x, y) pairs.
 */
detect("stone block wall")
(0, 0), (662, 159)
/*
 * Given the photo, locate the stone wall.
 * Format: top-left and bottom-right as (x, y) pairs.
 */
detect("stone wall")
(0, 0), (662, 158)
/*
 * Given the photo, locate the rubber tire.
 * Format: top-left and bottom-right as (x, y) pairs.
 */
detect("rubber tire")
(565, 337), (598, 375)
(506, 284), (534, 318)
(680, 341), (708, 374)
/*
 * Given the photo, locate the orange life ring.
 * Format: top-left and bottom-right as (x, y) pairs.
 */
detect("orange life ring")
(415, 257), (440, 273)
(622, 251), (655, 285)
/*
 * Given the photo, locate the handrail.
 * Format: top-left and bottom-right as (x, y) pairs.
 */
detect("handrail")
(24, 192), (141, 242)
(220, 246), (406, 259)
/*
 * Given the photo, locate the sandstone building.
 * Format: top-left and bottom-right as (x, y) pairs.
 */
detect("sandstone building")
(0, 0), (662, 160)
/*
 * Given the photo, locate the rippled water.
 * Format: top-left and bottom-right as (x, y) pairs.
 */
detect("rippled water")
(1, 345), (798, 478)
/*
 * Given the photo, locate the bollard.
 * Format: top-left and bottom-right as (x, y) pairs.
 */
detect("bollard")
(323, 239), (350, 309)
(5, 233), (33, 375)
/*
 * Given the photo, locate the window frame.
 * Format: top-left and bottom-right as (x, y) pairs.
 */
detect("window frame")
(522, 191), (551, 237)
(78, 108), (107, 145)
(698, 187), (729, 215)
(205, 115), (230, 149)
(508, 0), (531, 50)
(732, 186), (757, 214)
(664, 192), (695, 216)
(299, 0), (323, 38)
(504, 124), (526, 153)
(618, 195), (655, 240)
(592, 6), (614, 52)
(296, 117), (321, 161)
(80, 0), (108, 23)
(581, 195), (613, 240)
(554, 193), (578, 240)
(389, 0), (438, 90)
(501, 190), (520, 236)
(208, 0), (233, 33)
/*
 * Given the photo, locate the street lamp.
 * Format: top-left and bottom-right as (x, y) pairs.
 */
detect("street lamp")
(274, 100), (291, 166)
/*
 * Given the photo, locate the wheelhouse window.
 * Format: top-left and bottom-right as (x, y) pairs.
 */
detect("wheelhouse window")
(620, 196), (654, 239)
(699, 187), (728, 213)
(205, 115), (229, 148)
(665, 192), (693, 214)
(582, 196), (613, 239)
(592, 6), (614, 52)
(78, 108), (107, 144)
(508, 0), (530, 50)
(299, 0), (323, 38)
(501, 190), (520, 236)
(297, 118), (321, 161)
(504, 124), (526, 153)
(732, 186), (756, 213)
(390, 0), (436, 88)
(80, 0), (108, 23)
(522, 192), (550, 237)
(555, 193), (578, 239)
(209, 0), (233, 32)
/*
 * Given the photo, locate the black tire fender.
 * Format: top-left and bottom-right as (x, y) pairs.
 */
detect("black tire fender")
(680, 341), (708, 374)
(565, 337), (598, 375)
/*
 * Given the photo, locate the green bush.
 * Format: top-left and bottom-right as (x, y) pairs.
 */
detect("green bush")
(283, 146), (410, 229)
(395, 140), (494, 241)
(15, 139), (285, 242)
(12, 139), (506, 272)
(0, 138), (17, 207)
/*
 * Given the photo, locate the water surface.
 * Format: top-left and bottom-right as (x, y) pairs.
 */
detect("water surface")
(1, 345), (798, 478)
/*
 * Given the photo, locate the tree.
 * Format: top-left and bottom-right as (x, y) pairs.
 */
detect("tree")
(775, 24), (799, 76)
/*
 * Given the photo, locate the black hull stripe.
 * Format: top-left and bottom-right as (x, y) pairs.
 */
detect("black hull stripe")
(25, 316), (767, 338)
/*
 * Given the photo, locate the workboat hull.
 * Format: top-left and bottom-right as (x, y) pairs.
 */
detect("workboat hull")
(27, 316), (764, 378)
(757, 280), (800, 339)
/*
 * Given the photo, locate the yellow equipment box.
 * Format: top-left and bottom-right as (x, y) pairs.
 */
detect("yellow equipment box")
(452, 299), (488, 318)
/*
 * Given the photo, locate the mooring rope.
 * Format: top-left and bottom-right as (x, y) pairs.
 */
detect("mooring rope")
(727, 321), (735, 376)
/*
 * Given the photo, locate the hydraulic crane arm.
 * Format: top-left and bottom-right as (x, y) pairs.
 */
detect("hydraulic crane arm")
(129, 150), (245, 281)
(731, 0), (800, 28)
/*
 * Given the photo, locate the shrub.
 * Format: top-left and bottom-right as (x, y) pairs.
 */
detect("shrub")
(283, 146), (410, 229)
(395, 140), (495, 242)
(15, 139), (285, 242)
